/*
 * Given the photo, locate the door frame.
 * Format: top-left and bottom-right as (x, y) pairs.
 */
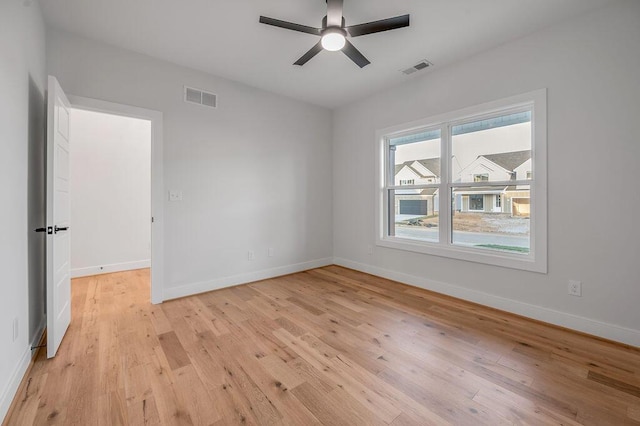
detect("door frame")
(68, 95), (164, 304)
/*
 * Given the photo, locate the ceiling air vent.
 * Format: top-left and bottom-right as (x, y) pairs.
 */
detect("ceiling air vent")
(401, 60), (433, 75)
(184, 86), (217, 108)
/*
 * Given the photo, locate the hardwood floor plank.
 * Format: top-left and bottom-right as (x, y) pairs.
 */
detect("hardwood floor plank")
(173, 365), (223, 425)
(377, 367), (511, 425)
(472, 387), (581, 426)
(6, 373), (48, 426)
(97, 390), (127, 426)
(258, 354), (306, 390)
(233, 351), (322, 425)
(291, 381), (386, 426)
(287, 357), (335, 394)
(5, 267), (640, 426)
(237, 318), (298, 362)
(286, 296), (325, 316)
(144, 359), (194, 426)
(125, 395), (161, 426)
(157, 331), (191, 370)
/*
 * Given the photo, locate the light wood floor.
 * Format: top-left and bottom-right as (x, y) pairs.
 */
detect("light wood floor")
(5, 267), (640, 425)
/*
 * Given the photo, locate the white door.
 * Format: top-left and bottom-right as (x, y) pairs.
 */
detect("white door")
(46, 76), (72, 358)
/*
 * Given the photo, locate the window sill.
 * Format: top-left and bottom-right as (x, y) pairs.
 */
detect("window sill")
(377, 236), (547, 273)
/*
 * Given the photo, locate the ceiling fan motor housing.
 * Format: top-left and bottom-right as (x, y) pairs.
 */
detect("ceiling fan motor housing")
(321, 16), (346, 29)
(259, 0), (410, 68)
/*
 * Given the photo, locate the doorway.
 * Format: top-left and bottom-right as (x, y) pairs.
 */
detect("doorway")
(68, 96), (164, 304)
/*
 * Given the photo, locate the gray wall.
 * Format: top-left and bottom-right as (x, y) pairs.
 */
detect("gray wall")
(47, 30), (334, 299)
(0, 0), (47, 419)
(332, 1), (640, 345)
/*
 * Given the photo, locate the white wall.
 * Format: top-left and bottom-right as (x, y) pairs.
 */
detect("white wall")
(0, 0), (46, 420)
(333, 1), (640, 345)
(69, 109), (151, 277)
(47, 30), (333, 299)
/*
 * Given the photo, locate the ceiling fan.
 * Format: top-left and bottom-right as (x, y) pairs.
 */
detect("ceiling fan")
(259, 0), (410, 68)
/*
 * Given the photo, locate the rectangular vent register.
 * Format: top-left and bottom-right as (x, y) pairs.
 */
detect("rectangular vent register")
(184, 86), (217, 108)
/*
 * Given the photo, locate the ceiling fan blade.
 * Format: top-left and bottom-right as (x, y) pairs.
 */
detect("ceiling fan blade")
(342, 40), (370, 68)
(346, 14), (410, 37)
(259, 16), (322, 36)
(326, 0), (344, 27)
(294, 41), (324, 66)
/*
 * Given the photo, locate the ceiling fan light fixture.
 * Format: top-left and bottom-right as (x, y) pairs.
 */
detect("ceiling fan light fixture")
(321, 28), (346, 51)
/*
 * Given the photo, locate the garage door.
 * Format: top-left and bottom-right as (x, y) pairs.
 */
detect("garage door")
(399, 200), (428, 215)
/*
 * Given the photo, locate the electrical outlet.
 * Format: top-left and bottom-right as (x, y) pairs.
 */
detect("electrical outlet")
(168, 190), (183, 202)
(12, 317), (18, 342)
(568, 280), (582, 297)
(248, 250), (255, 261)
(367, 245), (374, 255)
(268, 247), (275, 257)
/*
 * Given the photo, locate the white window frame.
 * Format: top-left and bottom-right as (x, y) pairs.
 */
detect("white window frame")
(375, 89), (547, 273)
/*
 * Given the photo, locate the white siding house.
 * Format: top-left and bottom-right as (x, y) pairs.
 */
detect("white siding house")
(394, 158), (440, 216)
(455, 150), (531, 215)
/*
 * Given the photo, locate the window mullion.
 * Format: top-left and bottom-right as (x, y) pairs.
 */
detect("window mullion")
(452, 180), (533, 188)
(439, 124), (451, 246)
(385, 139), (394, 236)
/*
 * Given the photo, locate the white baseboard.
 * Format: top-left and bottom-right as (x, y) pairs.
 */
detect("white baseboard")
(0, 319), (46, 423)
(333, 257), (640, 348)
(163, 257), (334, 301)
(0, 347), (33, 423)
(71, 260), (151, 278)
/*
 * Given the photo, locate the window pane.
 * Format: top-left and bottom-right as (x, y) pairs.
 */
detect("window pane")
(452, 111), (531, 183)
(390, 190), (439, 242)
(451, 185), (530, 254)
(390, 130), (441, 186)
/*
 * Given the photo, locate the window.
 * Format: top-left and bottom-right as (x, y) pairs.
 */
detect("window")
(376, 90), (547, 272)
(469, 195), (484, 211)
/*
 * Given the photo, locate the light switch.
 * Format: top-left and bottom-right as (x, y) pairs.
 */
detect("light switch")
(168, 190), (183, 201)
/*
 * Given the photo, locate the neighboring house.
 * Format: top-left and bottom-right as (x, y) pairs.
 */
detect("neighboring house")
(393, 158), (440, 216)
(454, 150), (532, 216)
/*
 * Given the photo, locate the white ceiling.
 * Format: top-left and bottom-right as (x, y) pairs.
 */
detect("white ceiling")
(40, 0), (616, 108)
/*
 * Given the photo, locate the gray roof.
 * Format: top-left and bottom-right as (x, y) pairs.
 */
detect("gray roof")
(416, 158), (441, 177)
(481, 150), (531, 172)
(420, 188), (439, 196)
(395, 157), (440, 178)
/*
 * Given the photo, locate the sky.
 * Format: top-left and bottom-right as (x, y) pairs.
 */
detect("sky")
(395, 122), (532, 177)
